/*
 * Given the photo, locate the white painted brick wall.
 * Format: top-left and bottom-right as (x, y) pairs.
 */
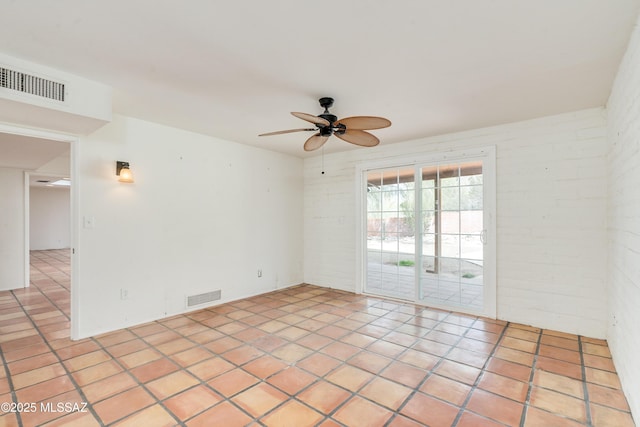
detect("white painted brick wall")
(606, 14), (640, 422)
(304, 108), (608, 338)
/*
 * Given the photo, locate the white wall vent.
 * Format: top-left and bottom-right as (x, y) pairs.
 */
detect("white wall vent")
(0, 67), (65, 102)
(186, 290), (221, 308)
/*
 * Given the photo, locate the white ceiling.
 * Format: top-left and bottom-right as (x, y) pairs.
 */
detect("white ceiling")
(0, 132), (70, 187)
(0, 133), (69, 170)
(0, 1), (638, 158)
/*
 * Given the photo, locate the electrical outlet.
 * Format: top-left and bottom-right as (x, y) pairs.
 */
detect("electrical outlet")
(120, 288), (128, 300)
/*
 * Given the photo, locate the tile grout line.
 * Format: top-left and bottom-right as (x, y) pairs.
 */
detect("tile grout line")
(361, 302), (470, 425)
(578, 335), (593, 426)
(241, 294), (400, 425)
(518, 327), (544, 427)
(204, 298), (338, 425)
(0, 293), (24, 427)
(310, 298), (426, 423)
(212, 294), (346, 424)
(8, 260), (104, 427)
(92, 313), (267, 425)
(303, 299), (433, 426)
(331, 308), (437, 425)
(449, 320), (512, 427)
(386, 311), (494, 426)
(117, 289), (367, 424)
(97, 288), (328, 423)
(185, 291), (343, 424)
(94, 332), (219, 426)
(236, 293), (366, 425)
(216, 294), (447, 425)
(125, 287), (341, 424)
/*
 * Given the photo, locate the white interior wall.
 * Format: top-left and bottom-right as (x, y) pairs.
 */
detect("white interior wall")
(0, 167), (25, 290)
(30, 186), (70, 250)
(304, 108), (608, 338)
(75, 115), (304, 338)
(606, 14), (640, 422)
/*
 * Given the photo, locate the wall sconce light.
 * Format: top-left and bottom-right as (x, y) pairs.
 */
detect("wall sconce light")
(116, 161), (134, 183)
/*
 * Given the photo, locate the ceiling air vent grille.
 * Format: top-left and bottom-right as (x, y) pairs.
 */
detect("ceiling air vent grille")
(0, 67), (65, 102)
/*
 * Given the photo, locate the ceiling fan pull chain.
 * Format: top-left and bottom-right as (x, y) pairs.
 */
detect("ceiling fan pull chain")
(321, 145), (325, 175)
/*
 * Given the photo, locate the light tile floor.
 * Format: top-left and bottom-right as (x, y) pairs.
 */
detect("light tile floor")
(0, 249), (634, 426)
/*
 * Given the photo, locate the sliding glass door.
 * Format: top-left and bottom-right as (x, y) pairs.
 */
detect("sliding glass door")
(361, 149), (495, 317)
(366, 167), (416, 300)
(419, 162), (485, 310)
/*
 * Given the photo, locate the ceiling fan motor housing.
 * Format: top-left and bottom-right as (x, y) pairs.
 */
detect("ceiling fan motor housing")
(319, 113), (337, 125)
(318, 97), (334, 109)
(259, 96), (390, 151)
(319, 126), (333, 137)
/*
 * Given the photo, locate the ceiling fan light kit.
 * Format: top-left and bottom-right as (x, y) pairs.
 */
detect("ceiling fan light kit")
(259, 97), (391, 151)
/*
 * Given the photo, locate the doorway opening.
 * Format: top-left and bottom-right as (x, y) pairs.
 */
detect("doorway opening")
(0, 123), (78, 336)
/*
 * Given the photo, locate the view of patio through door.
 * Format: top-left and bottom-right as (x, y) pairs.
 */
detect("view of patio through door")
(363, 151), (494, 316)
(419, 161), (484, 310)
(366, 167), (417, 300)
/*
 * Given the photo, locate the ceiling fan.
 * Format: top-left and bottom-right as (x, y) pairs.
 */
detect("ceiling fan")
(259, 97), (391, 151)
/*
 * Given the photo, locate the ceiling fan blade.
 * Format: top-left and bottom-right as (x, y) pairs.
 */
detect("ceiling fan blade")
(259, 128), (316, 136)
(335, 116), (391, 130)
(292, 112), (330, 126)
(335, 129), (380, 147)
(304, 133), (329, 151)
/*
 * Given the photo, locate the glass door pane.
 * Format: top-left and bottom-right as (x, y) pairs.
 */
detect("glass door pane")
(365, 167), (415, 300)
(419, 161), (484, 310)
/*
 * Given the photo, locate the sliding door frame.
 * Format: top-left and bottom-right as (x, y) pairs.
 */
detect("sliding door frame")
(355, 146), (496, 318)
